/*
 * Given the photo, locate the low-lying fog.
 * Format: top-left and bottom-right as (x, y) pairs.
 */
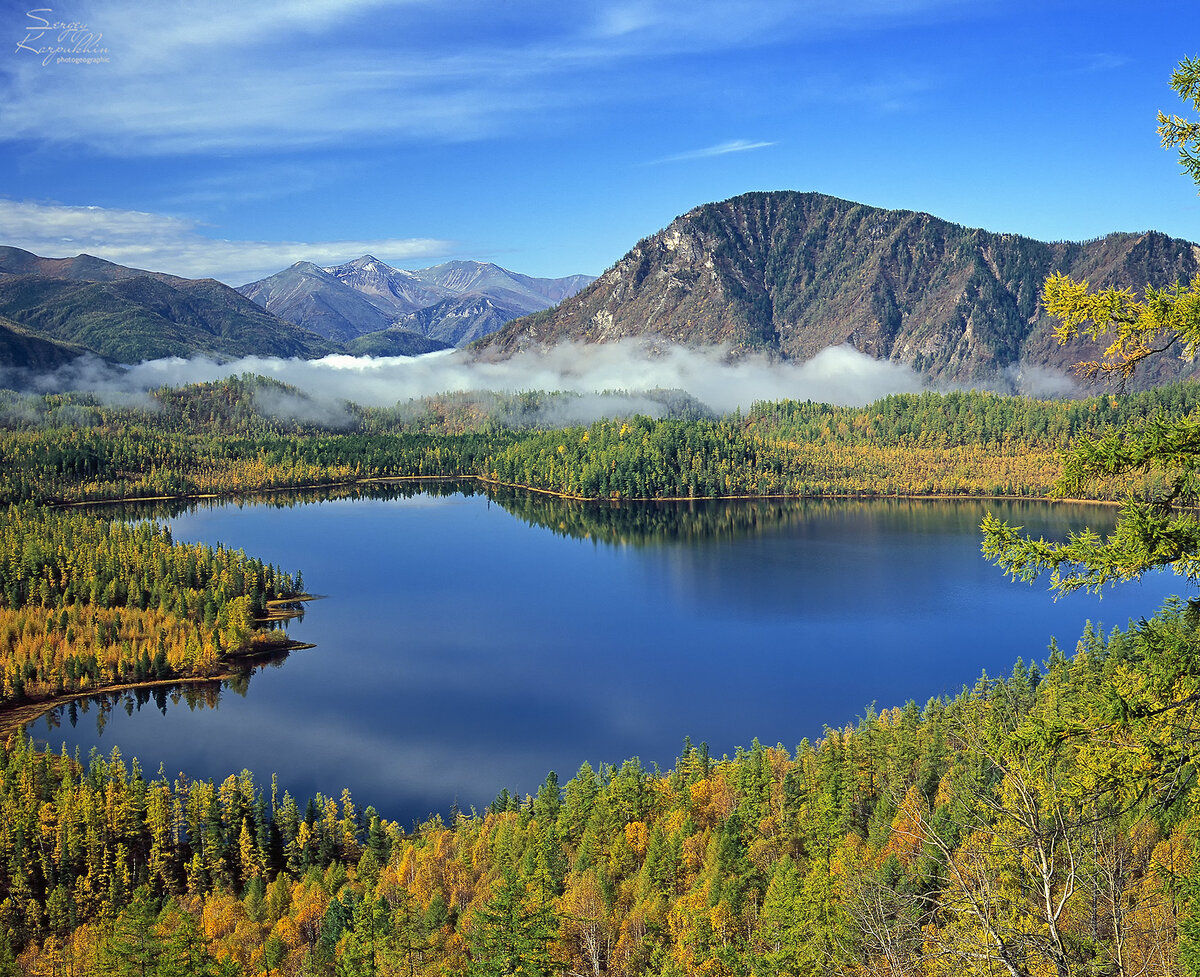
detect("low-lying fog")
(1, 340), (1077, 424)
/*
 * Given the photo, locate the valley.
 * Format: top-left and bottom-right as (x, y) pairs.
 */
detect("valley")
(5, 5), (1200, 974)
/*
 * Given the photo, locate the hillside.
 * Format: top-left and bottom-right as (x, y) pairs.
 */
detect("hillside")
(0, 247), (335, 365)
(0, 313), (86, 372)
(474, 191), (1200, 385)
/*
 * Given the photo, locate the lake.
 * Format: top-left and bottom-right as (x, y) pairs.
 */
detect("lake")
(24, 486), (1185, 826)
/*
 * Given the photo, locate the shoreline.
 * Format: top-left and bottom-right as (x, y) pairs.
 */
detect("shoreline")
(59, 472), (1126, 510)
(12, 481), (1122, 738)
(0, 637), (316, 739)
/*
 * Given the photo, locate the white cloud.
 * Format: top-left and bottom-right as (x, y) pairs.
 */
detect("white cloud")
(9, 338), (1078, 426)
(582, 0), (971, 50)
(0, 199), (454, 283)
(650, 139), (776, 164)
(0, 0), (974, 156)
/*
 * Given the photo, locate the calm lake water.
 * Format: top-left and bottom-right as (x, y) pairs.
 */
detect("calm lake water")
(25, 486), (1185, 826)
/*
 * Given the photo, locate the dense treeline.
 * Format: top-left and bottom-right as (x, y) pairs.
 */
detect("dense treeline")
(482, 415), (1106, 499)
(747, 384), (1200, 446)
(0, 602), (1197, 974)
(0, 505), (297, 616)
(0, 505), (302, 712)
(1, 375), (1194, 504)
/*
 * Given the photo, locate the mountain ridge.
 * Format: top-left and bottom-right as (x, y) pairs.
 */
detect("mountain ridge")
(472, 191), (1200, 386)
(238, 257), (597, 347)
(0, 246), (335, 365)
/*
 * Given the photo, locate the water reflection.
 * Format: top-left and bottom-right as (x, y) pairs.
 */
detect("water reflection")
(31, 649), (295, 739)
(37, 487), (1175, 827)
(491, 491), (1117, 548)
(91, 478), (479, 522)
(98, 479), (1118, 549)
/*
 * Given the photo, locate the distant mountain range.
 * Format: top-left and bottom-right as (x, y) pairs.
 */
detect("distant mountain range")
(0, 246), (334, 366)
(474, 191), (1200, 387)
(3, 192), (1200, 390)
(237, 257), (596, 348)
(0, 248), (594, 371)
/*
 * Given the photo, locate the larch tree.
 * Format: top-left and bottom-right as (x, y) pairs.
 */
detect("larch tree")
(982, 55), (1200, 596)
(977, 55), (1200, 977)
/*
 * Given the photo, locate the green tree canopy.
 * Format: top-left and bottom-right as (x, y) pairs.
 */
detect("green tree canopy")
(983, 56), (1200, 596)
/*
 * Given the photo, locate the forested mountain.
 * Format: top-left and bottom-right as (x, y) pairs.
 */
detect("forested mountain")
(0, 247), (334, 365)
(343, 329), (453, 357)
(0, 314), (83, 373)
(0, 247), (192, 283)
(239, 256), (596, 348)
(474, 191), (1200, 386)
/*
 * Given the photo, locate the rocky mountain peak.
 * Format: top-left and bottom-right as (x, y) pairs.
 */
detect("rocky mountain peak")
(472, 190), (1200, 387)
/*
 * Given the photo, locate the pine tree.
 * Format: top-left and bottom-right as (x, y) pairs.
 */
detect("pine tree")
(468, 869), (562, 977)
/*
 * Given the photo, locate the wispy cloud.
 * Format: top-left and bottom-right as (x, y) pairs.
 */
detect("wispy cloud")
(0, 200), (454, 283)
(791, 72), (934, 113)
(649, 139), (776, 165)
(1069, 53), (1130, 75)
(0, 0), (971, 156)
(2, 2), (582, 154)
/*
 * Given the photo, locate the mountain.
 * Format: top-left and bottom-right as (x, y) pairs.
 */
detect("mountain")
(239, 257), (596, 348)
(412, 260), (596, 308)
(472, 191), (1200, 385)
(0, 313), (86, 372)
(0, 246), (199, 285)
(0, 247), (334, 364)
(390, 292), (536, 347)
(320, 255), (454, 317)
(236, 261), (394, 343)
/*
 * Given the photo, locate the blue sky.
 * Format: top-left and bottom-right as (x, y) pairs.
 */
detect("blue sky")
(2, 0), (1199, 286)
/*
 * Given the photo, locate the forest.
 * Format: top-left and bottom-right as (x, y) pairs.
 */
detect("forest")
(0, 368), (1195, 974)
(0, 605), (1196, 976)
(0, 376), (1193, 506)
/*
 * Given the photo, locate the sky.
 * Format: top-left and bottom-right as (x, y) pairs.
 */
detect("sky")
(2, 0), (1200, 287)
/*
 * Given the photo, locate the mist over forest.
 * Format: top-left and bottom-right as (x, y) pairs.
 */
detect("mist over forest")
(0, 341), (1081, 426)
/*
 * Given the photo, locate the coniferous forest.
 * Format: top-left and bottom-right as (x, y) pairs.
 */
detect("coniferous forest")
(0, 367), (1197, 975)
(4, 51), (1200, 977)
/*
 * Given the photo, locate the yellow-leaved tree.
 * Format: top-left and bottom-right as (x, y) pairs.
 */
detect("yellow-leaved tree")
(983, 56), (1200, 597)
(979, 54), (1200, 976)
